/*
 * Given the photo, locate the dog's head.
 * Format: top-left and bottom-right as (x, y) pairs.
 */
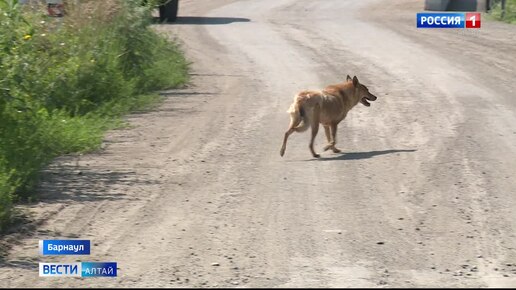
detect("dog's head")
(346, 75), (377, 107)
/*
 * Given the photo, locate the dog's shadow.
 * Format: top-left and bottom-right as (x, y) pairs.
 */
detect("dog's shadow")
(307, 149), (417, 161)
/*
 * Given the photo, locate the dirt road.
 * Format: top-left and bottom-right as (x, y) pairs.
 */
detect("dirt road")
(1, 0), (516, 287)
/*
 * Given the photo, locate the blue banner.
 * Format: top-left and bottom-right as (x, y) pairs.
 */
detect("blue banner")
(39, 263), (82, 277)
(39, 262), (118, 277)
(39, 240), (91, 255)
(417, 13), (465, 28)
(81, 262), (117, 277)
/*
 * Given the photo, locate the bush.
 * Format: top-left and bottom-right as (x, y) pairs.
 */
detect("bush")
(0, 0), (188, 231)
(489, 0), (516, 24)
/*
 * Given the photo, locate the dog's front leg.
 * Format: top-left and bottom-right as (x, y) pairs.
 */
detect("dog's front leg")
(330, 123), (341, 153)
(323, 125), (334, 152)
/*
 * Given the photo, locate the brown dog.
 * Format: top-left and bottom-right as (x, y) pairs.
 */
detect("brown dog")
(280, 75), (377, 158)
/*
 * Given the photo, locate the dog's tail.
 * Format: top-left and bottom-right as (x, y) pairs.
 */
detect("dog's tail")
(287, 97), (310, 132)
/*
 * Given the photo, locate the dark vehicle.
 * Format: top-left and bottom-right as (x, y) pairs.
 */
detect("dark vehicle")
(424, 0), (488, 11)
(157, 0), (179, 22)
(143, 0), (179, 22)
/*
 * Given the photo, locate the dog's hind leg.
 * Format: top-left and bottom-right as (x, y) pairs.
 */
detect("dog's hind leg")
(281, 101), (308, 157)
(280, 127), (295, 157)
(309, 105), (321, 158)
(280, 111), (303, 157)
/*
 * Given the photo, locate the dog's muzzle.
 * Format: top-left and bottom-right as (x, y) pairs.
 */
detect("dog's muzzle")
(361, 94), (377, 107)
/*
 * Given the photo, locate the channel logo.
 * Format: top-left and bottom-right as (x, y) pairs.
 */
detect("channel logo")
(81, 262), (118, 277)
(39, 263), (81, 277)
(39, 240), (90, 255)
(39, 262), (117, 277)
(417, 12), (481, 28)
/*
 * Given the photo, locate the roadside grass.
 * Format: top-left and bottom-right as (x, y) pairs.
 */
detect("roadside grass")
(488, 0), (516, 24)
(0, 0), (189, 231)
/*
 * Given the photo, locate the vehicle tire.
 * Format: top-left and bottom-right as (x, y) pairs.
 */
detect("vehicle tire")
(159, 0), (179, 23)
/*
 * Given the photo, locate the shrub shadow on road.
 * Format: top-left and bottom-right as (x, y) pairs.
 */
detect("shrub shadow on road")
(35, 163), (144, 204)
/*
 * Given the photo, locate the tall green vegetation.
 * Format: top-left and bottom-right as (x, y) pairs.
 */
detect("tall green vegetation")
(489, 0), (516, 23)
(0, 0), (188, 231)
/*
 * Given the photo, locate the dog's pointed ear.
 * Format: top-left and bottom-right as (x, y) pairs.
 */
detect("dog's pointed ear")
(352, 76), (359, 87)
(346, 75), (352, 82)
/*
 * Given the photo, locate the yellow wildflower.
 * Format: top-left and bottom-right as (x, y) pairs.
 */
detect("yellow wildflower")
(23, 34), (32, 40)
